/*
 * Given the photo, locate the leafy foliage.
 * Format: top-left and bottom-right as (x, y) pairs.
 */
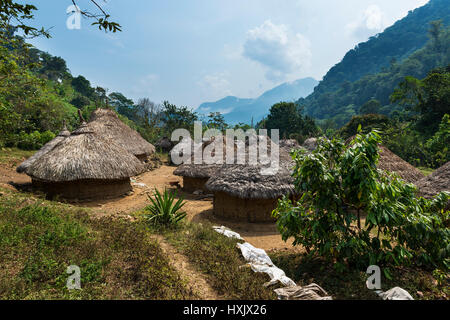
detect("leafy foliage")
(273, 131), (449, 272)
(261, 102), (319, 142)
(298, 13), (450, 126)
(145, 189), (187, 227)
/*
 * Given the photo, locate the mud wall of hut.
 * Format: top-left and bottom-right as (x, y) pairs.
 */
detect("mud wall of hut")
(182, 177), (210, 192)
(212, 191), (278, 223)
(32, 178), (132, 201)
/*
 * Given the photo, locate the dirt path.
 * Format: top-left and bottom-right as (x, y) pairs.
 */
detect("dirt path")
(154, 235), (222, 300)
(2, 161), (300, 252)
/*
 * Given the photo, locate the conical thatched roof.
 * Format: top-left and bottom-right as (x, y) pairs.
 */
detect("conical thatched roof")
(17, 125), (71, 174)
(345, 136), (424, 184)
(88, 108), (155, 157)
(173, 136), (237, 179)
(415, 162), (450, 199)
(174, 135), (294, 179)
(377, 145), (424, 184)
(205, 160), (295, 200)
(25, 122), (144, 182)
(205, 137), (295, 200)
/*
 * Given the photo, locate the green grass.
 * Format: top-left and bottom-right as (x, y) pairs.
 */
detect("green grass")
(0, 148), (34, 166)
(155, 222), (277, 300)
(0, 191), (194, 300)
(270, 251), (449, 300)
(418, 167), (435, 176)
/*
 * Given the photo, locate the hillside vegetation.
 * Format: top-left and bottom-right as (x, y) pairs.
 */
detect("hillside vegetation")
(299, 0), (450, 126)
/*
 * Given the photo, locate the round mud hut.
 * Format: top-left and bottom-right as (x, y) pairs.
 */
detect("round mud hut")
(205, 159), (295, 223)
(415, 161), (450, 199)
(24, 122), (144, 201)
(173, 136), (237, 192)
(17, 124), (71, 174)
(88, 108), (155, 162)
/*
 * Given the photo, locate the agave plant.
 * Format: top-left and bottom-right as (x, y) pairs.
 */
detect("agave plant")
(145, 189), (186, 226)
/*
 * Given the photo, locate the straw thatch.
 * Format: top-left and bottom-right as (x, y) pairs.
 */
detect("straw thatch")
(345, 136), (424, 184)
(302, 137), (318, 152)
(26, 122), (144, 182)
(24, 122), (145, 200)
(89, 108), (155, 161)
(415, 162), (450, 199)
(377, 145), (424, 184)
(173, 136), (236, 178)
(16, 125), (70, 174)
(205, 162), (295, 200)
(173, 136), (237, 191)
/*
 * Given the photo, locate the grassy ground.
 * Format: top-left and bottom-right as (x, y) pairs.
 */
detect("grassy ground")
(0, 190), (194, 300)
(270, 251), (449, 300)
(0, 148), (34, 166)
(153, 221), (277, 300)
(418, 167), (435, 176)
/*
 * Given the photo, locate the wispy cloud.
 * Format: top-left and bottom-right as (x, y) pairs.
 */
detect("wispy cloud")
(346, 5), (388, 40)
(243, 20), (312, 82)
(197, 72), (233, 101)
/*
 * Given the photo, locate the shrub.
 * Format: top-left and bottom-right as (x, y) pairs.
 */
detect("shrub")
(144, 189), (186, 227)
(273, 130), (449, 273)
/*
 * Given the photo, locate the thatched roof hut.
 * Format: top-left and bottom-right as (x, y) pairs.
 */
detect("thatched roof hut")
(88, 108), (155, 161)
(415, 162), (450, 199)
(204, 139), (295, 222)
(173, 136), (237, 192)
(345, 136), (424, 184)
(17, 124), (70, 174)
(377, 146), (424, 184)
(205, 156), (295, 222)
(25, 122), (144, 201)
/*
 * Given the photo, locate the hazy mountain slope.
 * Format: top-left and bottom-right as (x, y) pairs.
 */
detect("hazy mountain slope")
(299, 0), (450, 121)
(197, 77), (318, 124)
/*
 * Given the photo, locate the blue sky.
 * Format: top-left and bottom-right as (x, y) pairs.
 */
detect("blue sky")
(27, 0), (429, 108)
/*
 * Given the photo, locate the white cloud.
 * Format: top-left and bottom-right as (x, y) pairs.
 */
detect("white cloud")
(130, 73), (159, 96)
(346, 5), (388, 40)
(197, 72), (233, 102)
(243, 20), (312, 82)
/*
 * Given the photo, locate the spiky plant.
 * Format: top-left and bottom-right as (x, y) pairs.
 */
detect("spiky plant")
(145, 189), (186, 227)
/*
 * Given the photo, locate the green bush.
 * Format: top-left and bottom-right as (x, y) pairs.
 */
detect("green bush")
(273, 130), (449, 273)
(144, 189), (187, 227)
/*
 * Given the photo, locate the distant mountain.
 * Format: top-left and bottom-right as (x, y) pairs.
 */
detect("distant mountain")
(299, 0), (450, 123)
(197, 77), (318, 124)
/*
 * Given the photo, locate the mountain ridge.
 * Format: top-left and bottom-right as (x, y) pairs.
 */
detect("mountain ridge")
(197, 77), (318, 124)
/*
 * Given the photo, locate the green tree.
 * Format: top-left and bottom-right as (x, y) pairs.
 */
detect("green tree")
(359, 99), (382, 115)
(265, 102), (318, 139)
(207, 112), (228, 132)
(273, 131), (449, 272)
